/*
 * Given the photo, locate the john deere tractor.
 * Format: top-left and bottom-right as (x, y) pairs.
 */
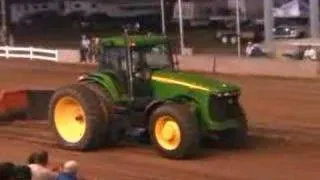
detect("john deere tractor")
(48, 29), (248, 159)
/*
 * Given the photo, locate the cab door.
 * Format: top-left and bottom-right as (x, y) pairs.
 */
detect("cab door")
(131, 50), (153, 98)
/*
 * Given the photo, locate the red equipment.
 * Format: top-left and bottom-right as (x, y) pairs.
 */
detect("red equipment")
(0, 89), (53, 121)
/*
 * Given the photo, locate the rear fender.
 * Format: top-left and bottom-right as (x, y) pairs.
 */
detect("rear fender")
(170, 95), (212, 133)
(78, 72), (122, 101)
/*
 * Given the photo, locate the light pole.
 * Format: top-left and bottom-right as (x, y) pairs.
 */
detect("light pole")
(309, 0), (319, 38)
(178, 0), (185, 55)
(263, 0), (274, 51)
(1, 0), (6, 43)
(236, 0), (241, 57)
(160, 0), (166, 35)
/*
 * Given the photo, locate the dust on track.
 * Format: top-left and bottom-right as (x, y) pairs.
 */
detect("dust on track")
(0, 59), (319, 180)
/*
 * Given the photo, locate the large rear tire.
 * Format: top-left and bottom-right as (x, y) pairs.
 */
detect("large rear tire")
(48, 84), (106, 151)
(82, 82), (127, 146)
(149, 103), (200, 159)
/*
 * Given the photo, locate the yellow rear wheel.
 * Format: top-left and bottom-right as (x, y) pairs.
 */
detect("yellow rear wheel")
(49, 84), (106, 151)
(54, 96), (86, 143)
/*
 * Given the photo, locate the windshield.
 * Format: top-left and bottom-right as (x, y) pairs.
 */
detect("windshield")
(99, 43), (174, 72)
(99, 47), (127, 71)
(131, 44), (173, 70)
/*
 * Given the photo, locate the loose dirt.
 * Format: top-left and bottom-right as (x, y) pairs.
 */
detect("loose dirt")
(0, 59), (319, 180)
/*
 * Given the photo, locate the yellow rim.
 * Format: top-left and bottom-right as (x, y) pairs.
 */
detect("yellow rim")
(54, 96), (86, 143)
(155, 115), (181, 150)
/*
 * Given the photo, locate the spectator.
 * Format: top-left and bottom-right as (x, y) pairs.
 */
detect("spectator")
(56, 160), (79, 180)
(14, 165), (32, 180)
(93, 36), (100, 63)
(89, 36), (101, 63)
(245, 41), (254, 56)
(80, 35), (90, 63)
(27, 152), (38, 164)
(88, 36), (96, 63)
(303, 45), (317, 60)
(0, 162), (15, 180)
(28, 150), (57, 180)
(245, 41), (265, 57)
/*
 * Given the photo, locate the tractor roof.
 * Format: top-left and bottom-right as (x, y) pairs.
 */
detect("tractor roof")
(101, 35), (167, 47)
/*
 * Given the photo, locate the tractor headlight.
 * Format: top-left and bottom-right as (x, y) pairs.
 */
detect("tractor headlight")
(216, 91), (240, 97)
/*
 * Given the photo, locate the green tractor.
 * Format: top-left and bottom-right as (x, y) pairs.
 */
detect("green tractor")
(48, 30), (248, 159)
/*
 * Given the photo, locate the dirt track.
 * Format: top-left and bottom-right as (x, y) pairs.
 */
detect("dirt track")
(0, 59), (319, 180)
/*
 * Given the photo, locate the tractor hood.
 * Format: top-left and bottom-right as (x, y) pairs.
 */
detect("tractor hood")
(151, 70), (240, 94)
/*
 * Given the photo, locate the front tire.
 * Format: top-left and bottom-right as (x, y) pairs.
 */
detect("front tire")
(48, 84), (106, 151)
(149, 104), (200, 159)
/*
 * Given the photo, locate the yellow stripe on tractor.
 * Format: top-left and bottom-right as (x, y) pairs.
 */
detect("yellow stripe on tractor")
(151, 76), (210, 92)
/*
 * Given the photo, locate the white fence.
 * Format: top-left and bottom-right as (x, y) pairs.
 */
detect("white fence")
(0, 46), (58, 62)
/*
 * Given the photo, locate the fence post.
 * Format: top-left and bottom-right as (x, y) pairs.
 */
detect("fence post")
(29, 47), (33, 60)
(5, 46), (8, 59)
(212, 56), (216, 73)
(55, 49), (58, 62)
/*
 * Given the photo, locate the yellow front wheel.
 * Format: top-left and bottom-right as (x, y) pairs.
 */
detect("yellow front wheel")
(150, 104), (200, 159)
(48, 84), (106, 151)
(155, 116), (181, 151)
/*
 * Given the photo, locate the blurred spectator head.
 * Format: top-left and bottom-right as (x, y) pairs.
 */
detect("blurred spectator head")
(27, 152), (38, 164)
(63, 160), (79, 175)
(0, 162), (15, 180)
(14, 165), (32, 180)
(33, 150), (49, 166)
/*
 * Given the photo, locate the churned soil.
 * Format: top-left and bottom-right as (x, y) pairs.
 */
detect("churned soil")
(0, 59), (319, 180)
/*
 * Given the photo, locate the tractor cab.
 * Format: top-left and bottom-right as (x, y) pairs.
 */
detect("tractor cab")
(95, 31), (177, 102)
